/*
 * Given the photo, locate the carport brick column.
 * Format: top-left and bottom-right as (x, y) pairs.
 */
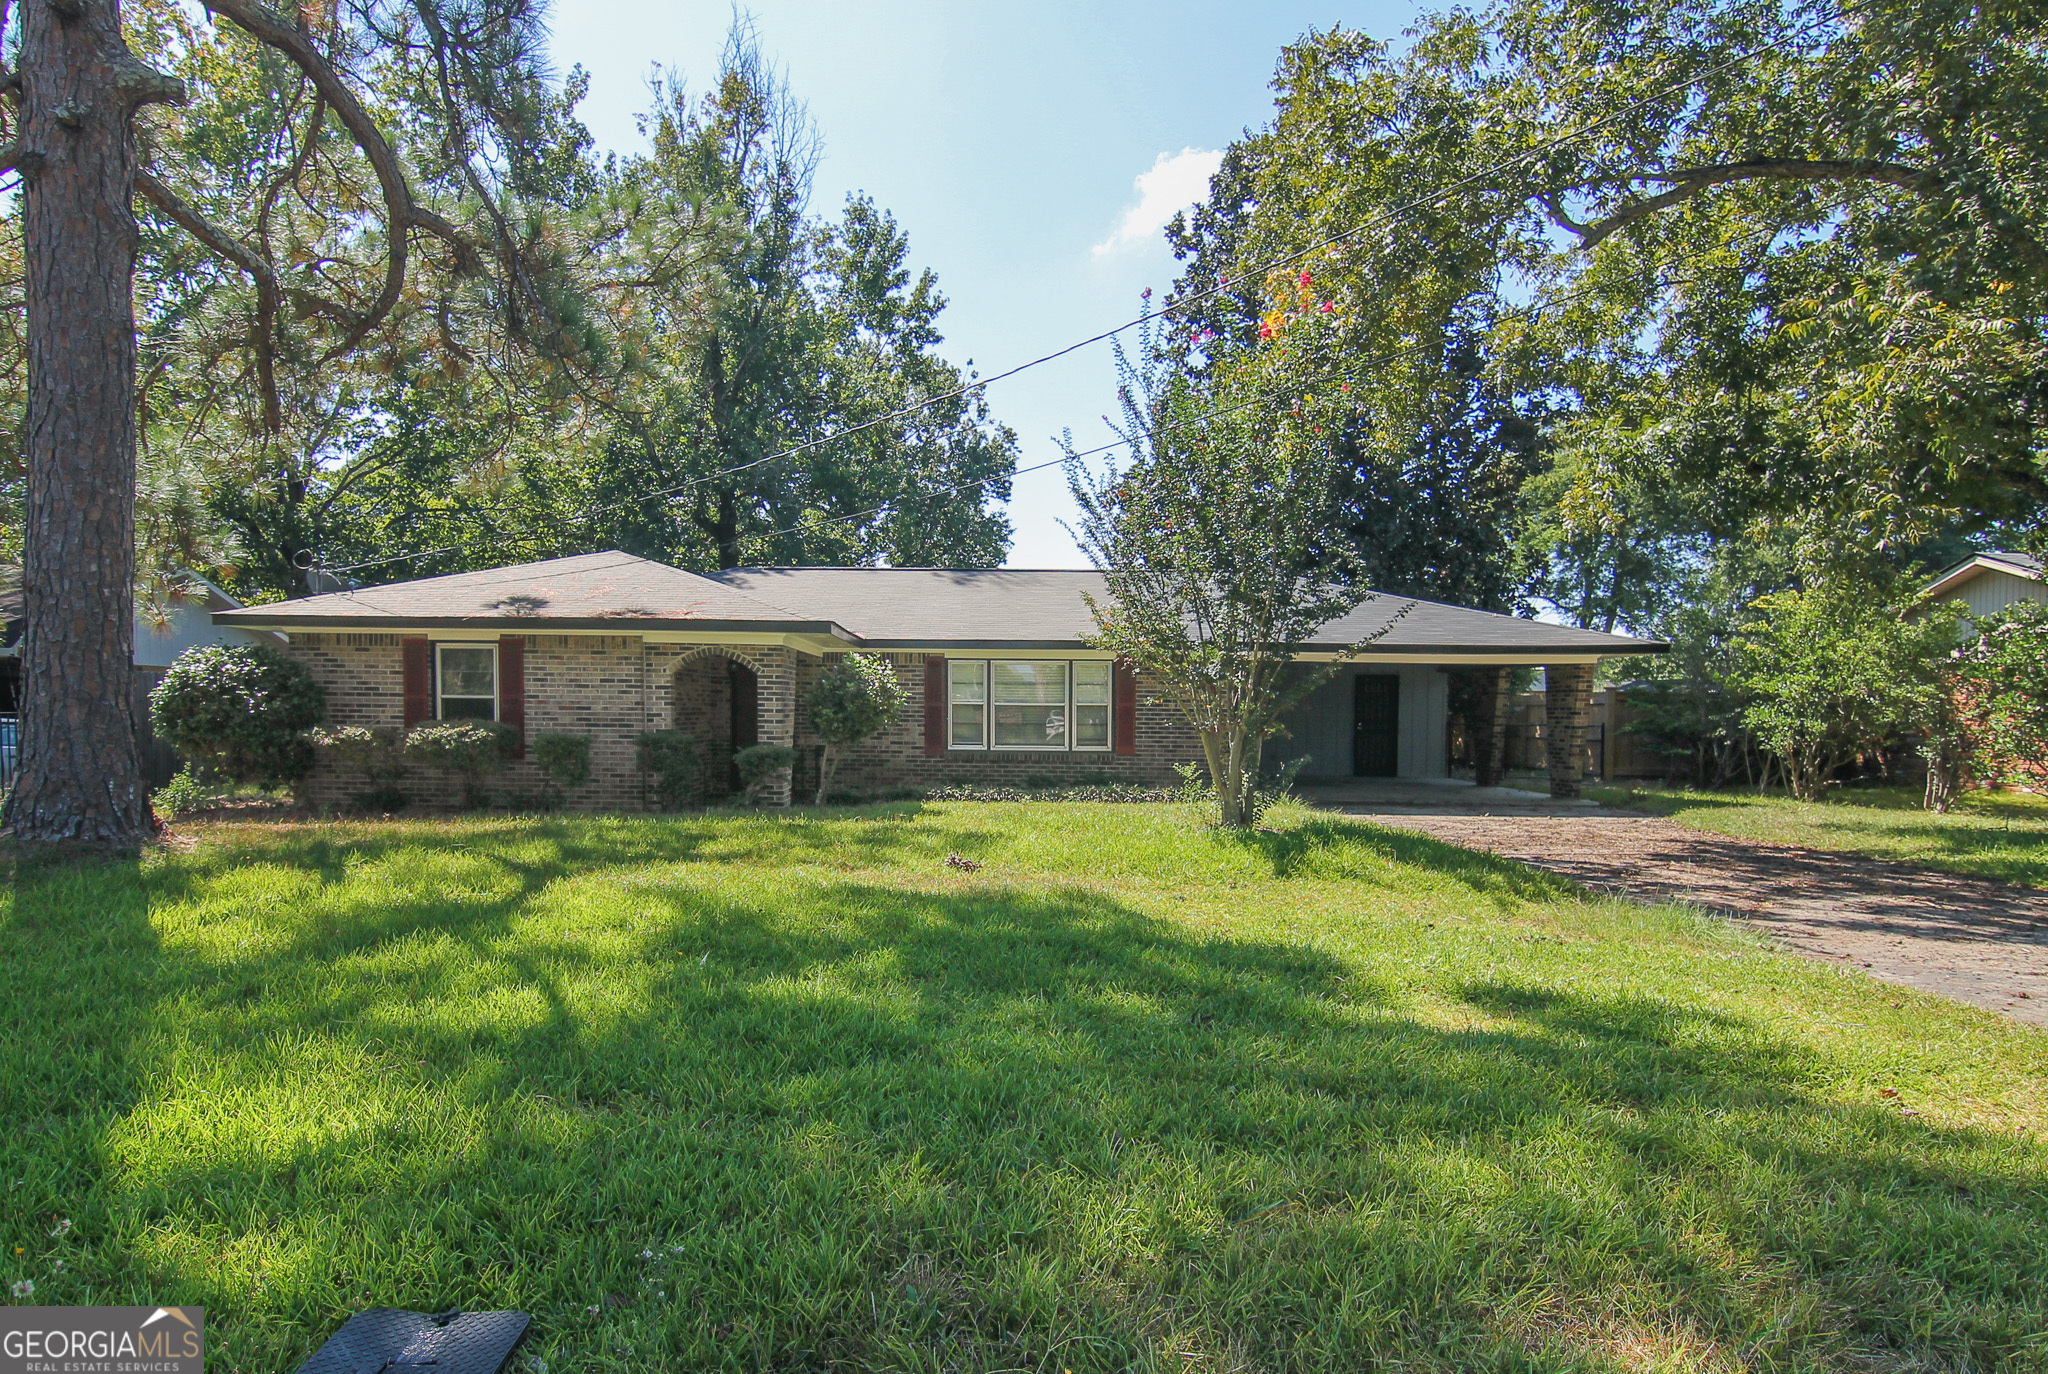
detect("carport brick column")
(1544, 663), (1595, 799)
(755, 647), (798, 806)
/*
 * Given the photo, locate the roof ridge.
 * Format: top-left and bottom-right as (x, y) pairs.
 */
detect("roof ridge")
(717, 565), (1104, 574)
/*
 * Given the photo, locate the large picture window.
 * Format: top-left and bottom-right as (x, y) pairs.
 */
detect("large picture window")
(437, 644), (497, 721)
(949, 659), (1111, 752)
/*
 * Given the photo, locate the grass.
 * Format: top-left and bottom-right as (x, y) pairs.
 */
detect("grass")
(2, 802), (2045, 1373)
(1585, 783), (2048, 888)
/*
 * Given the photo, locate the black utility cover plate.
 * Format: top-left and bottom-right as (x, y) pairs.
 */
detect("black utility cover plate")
(296, 1307), (532, 1374)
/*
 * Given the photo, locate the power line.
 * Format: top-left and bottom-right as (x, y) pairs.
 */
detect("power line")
(345, 213), (1803, 576)
(317, 8), (1853, 580)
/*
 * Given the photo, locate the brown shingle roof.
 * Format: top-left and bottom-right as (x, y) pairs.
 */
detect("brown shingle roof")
(713, 566), (1662, 653)
(217, 552), (1665, 655)
(213, 552), (844, 634)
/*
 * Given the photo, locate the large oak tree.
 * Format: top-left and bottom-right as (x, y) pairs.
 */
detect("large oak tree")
(1166, 0), (2048, 598)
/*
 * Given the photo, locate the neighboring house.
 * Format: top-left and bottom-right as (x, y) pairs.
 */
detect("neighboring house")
(1912, 551), (2043, 621)
(1912, 551), (2046, 790)
(213, 551), (1664, 808)
(0, 569), (281, 784)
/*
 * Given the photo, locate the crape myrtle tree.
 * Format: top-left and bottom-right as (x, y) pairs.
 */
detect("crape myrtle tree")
(1947, 600), (2048, 801)
(1067, 306), (1399, 829)
(2, 0), (592, 847)
(805, 652), (904, 805)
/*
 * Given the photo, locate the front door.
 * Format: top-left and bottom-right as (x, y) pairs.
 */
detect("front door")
(1352, 674), (1400, 777)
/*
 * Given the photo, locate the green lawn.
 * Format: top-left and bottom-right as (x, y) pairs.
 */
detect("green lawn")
(3, 803), (2045, 1373)
(1586, 784), (2048, 887)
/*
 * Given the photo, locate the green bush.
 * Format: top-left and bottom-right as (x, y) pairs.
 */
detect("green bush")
(533, 732), (593, 792)
(355, 784), (411, 813)
(636, 731), (701, 810)
(149, 643), (327, 787)
(733, 743), (796, 803)
(152, 768), (210, 822)
(403, 721), (518, 808)
(310, 725), (412, 811)
(1730, 587), (1957, 801)
(309, 724), (405, 774)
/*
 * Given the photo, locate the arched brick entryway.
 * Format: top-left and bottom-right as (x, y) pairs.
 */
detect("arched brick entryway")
(671, 648), (762, 800)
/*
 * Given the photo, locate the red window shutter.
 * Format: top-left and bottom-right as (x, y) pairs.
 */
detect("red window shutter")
(499, 635), (526, 757)
(1113, 658), (1137, 756)
(924, 656), (947, 755)
(402, 637), (432, 730)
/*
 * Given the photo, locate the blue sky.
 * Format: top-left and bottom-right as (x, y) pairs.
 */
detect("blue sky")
(549, 0), (1420, 568)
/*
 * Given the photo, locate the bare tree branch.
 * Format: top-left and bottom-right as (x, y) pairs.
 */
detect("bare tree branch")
(1565, 158), (1934, 248)
(202, 0), (476, 359)
(136, 169), (283, 432)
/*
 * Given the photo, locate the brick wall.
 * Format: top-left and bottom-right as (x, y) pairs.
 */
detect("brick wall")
(292, 633), (656, 812)
(286, 636), (1203, 811)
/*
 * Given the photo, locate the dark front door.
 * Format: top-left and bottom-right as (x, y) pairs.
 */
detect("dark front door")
(1353, 674), (1400, 777)
(728, 660), (759, 792)
(729, 660), (759, 749)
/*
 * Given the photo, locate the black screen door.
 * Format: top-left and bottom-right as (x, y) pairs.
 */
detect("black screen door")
(1352, 674), (1400, 777)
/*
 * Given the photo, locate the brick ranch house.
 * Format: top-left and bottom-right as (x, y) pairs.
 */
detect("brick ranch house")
(214, 551), (1663, 809)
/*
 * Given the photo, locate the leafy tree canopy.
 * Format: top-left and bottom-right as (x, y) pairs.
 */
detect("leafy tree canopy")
(1164, 0), (2048, 627)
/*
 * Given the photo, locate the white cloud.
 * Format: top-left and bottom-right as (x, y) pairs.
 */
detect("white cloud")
(1093, 147), (1224, 256)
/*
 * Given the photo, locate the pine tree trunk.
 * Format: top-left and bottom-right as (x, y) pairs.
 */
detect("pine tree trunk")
(3, 0), (152, 848)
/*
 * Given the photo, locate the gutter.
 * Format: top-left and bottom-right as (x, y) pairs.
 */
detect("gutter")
(211, 612), (861, 642)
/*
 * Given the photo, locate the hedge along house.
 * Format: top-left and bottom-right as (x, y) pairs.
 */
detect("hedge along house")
(212, 550), (1663, 808)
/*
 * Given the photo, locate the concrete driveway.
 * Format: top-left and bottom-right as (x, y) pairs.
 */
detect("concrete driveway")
(1315, 784), (2048, 1028)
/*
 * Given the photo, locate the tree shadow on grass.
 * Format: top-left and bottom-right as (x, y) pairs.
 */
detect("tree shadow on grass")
(6, 832), (2046, 1372)
(0, 852), (162, 1303)
(1217, 815), (1576, 904)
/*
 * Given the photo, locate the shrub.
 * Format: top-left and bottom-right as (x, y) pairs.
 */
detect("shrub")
(355, 784), (412, 814)
(733, 743), (796, 804)
(152, 768), (209, 822)
(309, 724), (404, 773)
(149, 643), (326, 787)
(805, 654), (905, 804)
(1953, 600), (2048, 794)
(1730, 587), (1958, 801)
(403, 720), (518, 808)
(636, 731), (701, 810)
(310, 725), (412, 812)
(532, 732), (592, 792)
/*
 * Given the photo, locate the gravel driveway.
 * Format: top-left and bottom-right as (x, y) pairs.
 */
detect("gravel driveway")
(1340, 809), (2048, 1028)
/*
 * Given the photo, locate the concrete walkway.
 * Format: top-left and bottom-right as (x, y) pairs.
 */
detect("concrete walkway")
(1296, 778), (1599, 815)
(1321, 794), (2048, 1028)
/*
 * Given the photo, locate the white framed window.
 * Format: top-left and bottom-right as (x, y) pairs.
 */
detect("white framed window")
(949, 660), (987, 749)
(947, 659), (1113, 752)
(437, 643), (498, 721)
(993, 660), (1068, 749)
(1073, 660), (1112, 751)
